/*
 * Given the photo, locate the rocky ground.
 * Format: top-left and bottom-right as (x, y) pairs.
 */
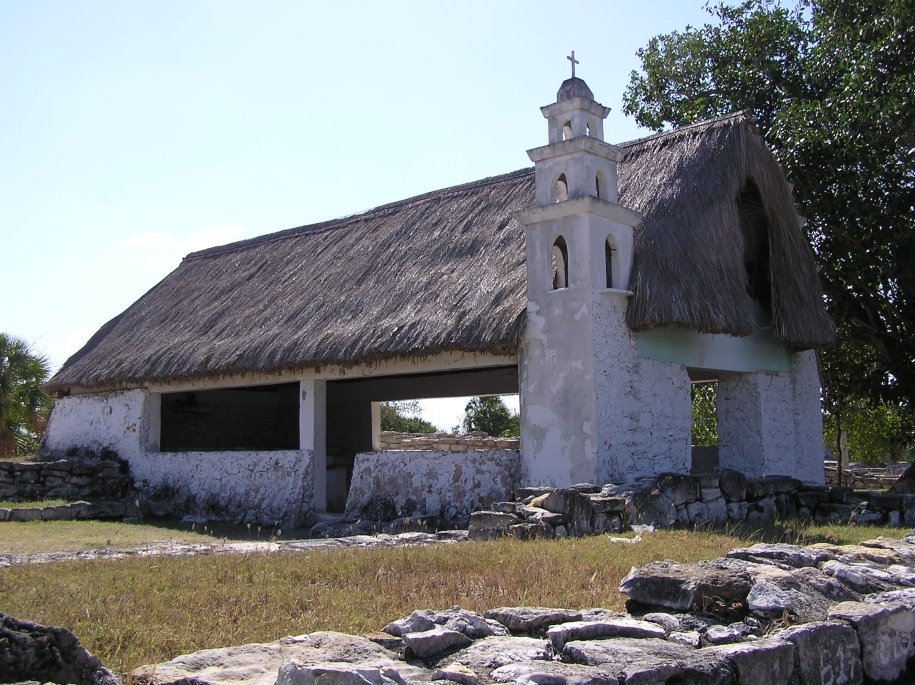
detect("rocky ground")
(5, 532), (915, 684)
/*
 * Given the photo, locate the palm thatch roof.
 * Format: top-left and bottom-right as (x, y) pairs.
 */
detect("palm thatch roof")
(46, 111), (833, 394)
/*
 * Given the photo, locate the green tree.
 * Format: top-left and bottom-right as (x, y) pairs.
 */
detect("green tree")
(379, 400), (437, 434)
(623, 0), (915, 419)
(461, 396), (519, 437)
(824, 398), (914, 465)
(691, 383), (719, 447)
(0, 333), (52, 457)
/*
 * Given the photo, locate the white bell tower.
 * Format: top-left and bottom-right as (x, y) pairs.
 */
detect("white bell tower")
(517, 56), (644, 486)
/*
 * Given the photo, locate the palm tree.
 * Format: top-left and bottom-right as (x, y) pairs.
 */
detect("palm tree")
(0, 333), (52, 457)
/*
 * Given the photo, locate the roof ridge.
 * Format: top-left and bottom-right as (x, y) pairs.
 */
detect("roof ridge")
(618, 110), (753, 149)
(186, 167), (534, 261)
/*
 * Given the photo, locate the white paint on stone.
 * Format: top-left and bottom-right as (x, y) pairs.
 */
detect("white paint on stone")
(44, 390), (314, 526)
(344, 450), (519, 525)
(718, 350), (824, 483)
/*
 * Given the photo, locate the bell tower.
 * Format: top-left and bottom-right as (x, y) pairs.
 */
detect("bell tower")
(517, 56), (643, 486)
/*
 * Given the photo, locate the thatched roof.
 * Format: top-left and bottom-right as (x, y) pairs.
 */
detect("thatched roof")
(47, 111), (833, 393)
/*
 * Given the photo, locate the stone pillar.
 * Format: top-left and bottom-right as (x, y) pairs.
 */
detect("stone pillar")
(299, 379), (327, 511)
(717, 350), (824, 483)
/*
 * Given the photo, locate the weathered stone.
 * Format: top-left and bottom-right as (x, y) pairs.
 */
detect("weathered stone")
(9, 508), (43, 522)
(468, 511), (518, 540)
(492, 502), (521, 515)
(821, 560), (900, 594)
(484, 607), (582, 633)
(775, 621), (862, 685)
(619, 560), (752, 613)
(277, 661), (402, 685)
(546, 618), (666, 651)
(796, 490), (829, 509)
(0, 613), (118, 685)
(865, 588), (915, 607)
(508, 522), (553, 541)
(707, 637), (795, 685)
(402, 627), (473, 659)
(745, 566), (857, 623)
(727, 543), (835, 569)
(656, 473), (699, 506)
(436, 636), (550, 676)
(703, 625), (742, 645)
(827, 600), (915, 682)
(624, 489), (677, 528)
(745, 497), (777, 526)
(718, 469), (747, 502)
(668, 631), (702, 648)
(519, 506), (566, 525)
(386, 607), (507, 640)
(590, 512), (622, 535)
(640, 612), (680, 633)
(587, 495), (625, 514)
(726, 501), (748, 522)
(529, 489), (592, 536)
(182, 632), (423, 684)
(432, 662), (482, 685)
(745, 476), (801, 499)
(560, 637), (733, 684)
(814, 503), (856, 525)
(569, 483), (601, 494)
(490, 660), (617, 685)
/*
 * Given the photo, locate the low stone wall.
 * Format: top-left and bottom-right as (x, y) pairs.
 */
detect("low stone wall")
(470, 470), (915, 541)
(825, 460), (908, 489)
(0, 456), (133, 502)
(377, 431), (520, 452)
(0, 500), (136, 522)
(342, 450), (520, 529)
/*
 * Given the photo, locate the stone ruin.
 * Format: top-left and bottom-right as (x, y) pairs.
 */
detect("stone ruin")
(14, 530), (911, 684)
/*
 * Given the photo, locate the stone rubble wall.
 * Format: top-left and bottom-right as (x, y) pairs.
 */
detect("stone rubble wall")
(824, 460), (908, 490)
(131, 534), (915, 685)
(0, 456), (133, 503)
(377, 431), (520, 452)
(469, 470), (915, 541)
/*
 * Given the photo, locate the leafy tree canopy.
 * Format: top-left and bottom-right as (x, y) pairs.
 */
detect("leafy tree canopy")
(0, 333), (52, 456)
(461, 396), (520, 437)
(379, 400), (437, 434)
(623, 0), (915, 417)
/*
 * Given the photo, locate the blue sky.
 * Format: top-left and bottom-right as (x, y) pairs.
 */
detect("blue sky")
(2, 1), (713, 429)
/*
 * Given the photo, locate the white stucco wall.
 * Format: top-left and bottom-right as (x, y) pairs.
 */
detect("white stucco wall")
(43, 390), (148, 460)
(344, 450), (520, 525)
(43, 390), (316, 525)
(718, 350), (824, 484)
(133, 449), (314, 526)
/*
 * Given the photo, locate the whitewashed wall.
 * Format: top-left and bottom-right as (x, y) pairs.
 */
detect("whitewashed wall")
(43, 390), (315, 525)
(344, 450), (520, 525)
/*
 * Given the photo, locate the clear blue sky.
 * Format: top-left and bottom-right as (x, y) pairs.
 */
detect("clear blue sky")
(2, 1), (713, 429)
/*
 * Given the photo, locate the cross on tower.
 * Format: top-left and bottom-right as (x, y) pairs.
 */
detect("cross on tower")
(567, 51), (579, 78)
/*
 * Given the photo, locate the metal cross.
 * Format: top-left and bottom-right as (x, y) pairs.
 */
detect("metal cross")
(567, 51), (579, 78)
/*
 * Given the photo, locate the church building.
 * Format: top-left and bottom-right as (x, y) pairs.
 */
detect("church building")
(43, 69), (835, 527)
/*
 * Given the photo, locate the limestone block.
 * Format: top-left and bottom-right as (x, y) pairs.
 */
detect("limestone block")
(436, 636), (551, 674)
(726, 501), (748, 522)
(656, 473), (699, 506)
(529, 489), (592, 536)
(745, 497), (777, 526)
(668, 631), (702, 648)
(468, 512), (519, 540)
(746, 476), (801, 499)
(703, 624), (742, 645)
(277, 662), (401, 685)
(775, 621), (862, 685)
(591, 512), (621, 535)
(519, 506), (566, 525)
(402, 627), (472, 659)
(827, 600), (915, 682)
(9, 508), (42, 522)
(0, 508), (8, 521)
(384, 607), (507, 641)
(619, 560), (753, 613)
(726, 543), (835, 569)
(547, 618), (666, 651)
(490, 659), (617, 685)
(587, 495), (625, 513)
(706, 637), (795, 685)
(508, 522), (553, 540)
(433, 662), (482, 685)
(484, 607), (582, 634)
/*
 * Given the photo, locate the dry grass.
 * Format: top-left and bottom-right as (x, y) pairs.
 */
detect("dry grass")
(0, 520), (218, 554)
(0, 498), (71, 509)
(0, 522), (906, 677)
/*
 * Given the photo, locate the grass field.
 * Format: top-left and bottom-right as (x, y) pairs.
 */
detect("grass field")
(0, 520), (906, 676)
(0, 498), (71, 509)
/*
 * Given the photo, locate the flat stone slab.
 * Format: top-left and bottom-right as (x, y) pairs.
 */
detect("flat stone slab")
(774, 621), (862, 685)
(491, 660), (618, 685)
(384, 607), (507, 640)
(726, 543), (835, 569)
(547, 618), (666, 651)
(133, 631), (421, 685)
(619, 559), (753, 613)
(828, 600), (915, 682)
(434, 636), (550, 677)
(706, 637), (795, 685)
(402, 627), (473, 659)
(483, 607), (582, 633)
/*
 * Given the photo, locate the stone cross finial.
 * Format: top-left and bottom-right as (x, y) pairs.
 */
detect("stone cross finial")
(567, 51), (579, 78)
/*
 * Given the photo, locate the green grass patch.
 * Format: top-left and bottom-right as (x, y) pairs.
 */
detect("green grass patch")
(0, 498), (71, 509)
(0, 521), (907, 677)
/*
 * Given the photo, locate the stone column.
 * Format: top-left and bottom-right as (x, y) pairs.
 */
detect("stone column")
(299, 379), (327, 511)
